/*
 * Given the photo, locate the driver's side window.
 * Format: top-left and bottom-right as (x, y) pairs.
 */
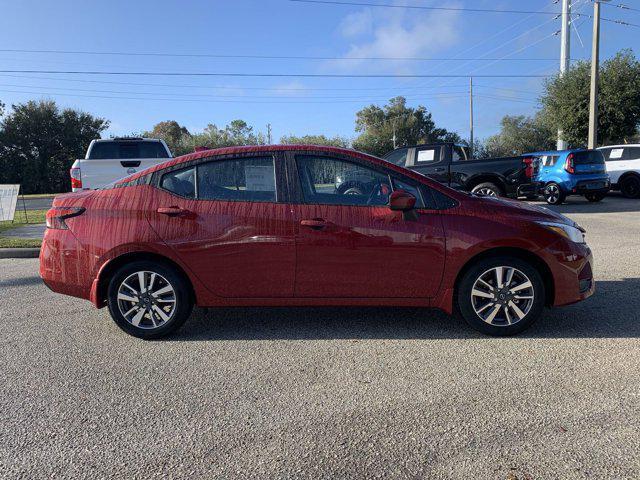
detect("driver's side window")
(296, 155), (391, 206)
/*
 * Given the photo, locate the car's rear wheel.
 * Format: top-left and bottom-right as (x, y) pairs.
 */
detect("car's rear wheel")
(620, 175), (640, 199)
(457, 256), (545, 336)
(471, 182), (502, 197)
(107, 260), (193, 339)
(543, 182), (566, 205)
(585, 192), (606, 202)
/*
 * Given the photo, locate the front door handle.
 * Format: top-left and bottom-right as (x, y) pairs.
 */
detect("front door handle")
(433, 167), (446, 172)
(157, 206), (188, 217)
(300, 218), (329, 230)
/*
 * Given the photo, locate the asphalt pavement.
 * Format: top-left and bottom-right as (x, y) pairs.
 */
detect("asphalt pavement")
(1, 195), (639, 479)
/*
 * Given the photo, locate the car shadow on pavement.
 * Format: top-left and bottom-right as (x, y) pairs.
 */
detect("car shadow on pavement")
(529, 193), (640, 215)
(0, 275), (44, 288)
(170, 278), (640, 341)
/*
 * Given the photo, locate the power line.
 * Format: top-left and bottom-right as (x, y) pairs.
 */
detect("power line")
(600, 2), (640, 14)
(289, 0), (561, 15)
(0, 70), (552, 78)
(0, 88), (470, 104)
(0, 49), (558, 61)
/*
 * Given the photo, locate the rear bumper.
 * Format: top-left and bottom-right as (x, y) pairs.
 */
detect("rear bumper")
(39, 229), (92, 301)
(572, 178), (610, 195)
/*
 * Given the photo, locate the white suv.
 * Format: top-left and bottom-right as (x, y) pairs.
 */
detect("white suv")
(598, 145), (640, 198)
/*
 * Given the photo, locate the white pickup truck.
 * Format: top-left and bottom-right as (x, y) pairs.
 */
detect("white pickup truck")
(70, 138), (172, 191)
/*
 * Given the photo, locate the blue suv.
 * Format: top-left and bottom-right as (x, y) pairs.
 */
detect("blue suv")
(527, 149), (610, 205)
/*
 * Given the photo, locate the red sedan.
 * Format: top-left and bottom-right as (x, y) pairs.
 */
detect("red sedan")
(40, 145), (594, 338)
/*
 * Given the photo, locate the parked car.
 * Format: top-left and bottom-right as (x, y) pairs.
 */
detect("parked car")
(381, 143), (541, 199)
(70, 137), (172, 191)
(528, 149), (610, 205)
(597, 144), (640, 198)
(41, 145), (594, 339)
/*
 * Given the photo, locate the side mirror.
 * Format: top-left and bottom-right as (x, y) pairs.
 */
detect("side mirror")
(389, 189), (416, 211)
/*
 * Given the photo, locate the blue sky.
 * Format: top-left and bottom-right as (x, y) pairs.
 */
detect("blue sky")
(0, 0), (637, 145)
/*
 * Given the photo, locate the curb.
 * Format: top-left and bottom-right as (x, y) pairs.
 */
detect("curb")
(0, 248), (40, 259)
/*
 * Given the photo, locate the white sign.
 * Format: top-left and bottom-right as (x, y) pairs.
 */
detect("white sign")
(417, 149), (435, 163)
(609, 148), (624, 159)
(0, 184), (20, 222)
(245, 166), (275, 192)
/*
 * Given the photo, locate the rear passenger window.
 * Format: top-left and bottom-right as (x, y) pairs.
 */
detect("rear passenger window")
(197, 157), (276, 202)
(606, 148), (625, 161)
(161, 167), (196, 198)
(627, 147), (640, 160)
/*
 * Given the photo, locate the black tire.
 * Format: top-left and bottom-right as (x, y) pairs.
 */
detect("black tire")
(585, 192), (606, 202)
(456, 256), (545, 336)
(543, 182), (566, 205)
(471, 182), (502, 197)
(620, 175), (640, 199)
(107, 260), (193, 339)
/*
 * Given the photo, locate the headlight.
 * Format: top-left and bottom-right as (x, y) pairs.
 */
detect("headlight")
(537, 221), (585, 244)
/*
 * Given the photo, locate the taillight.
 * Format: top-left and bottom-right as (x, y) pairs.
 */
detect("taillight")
(46, 207), (85, 230)
(70, 167), (82, 189)
(523, 157), (535, 178)
(564, 153), (575, 174)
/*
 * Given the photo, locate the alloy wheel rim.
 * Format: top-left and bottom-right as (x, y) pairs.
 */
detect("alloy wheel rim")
(470, 266), (535, 326)
(475, 188), (497, 197)
(117, 271), (177, 330)
(545, 185), (559, 203)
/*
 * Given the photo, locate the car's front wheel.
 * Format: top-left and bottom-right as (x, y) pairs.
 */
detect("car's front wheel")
(107, 260), (193, 339)
(543, 182), (566, 205)
(457, 256), (545, 336)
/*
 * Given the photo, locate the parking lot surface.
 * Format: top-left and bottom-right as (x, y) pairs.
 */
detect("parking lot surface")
(1, 195), (639, 479)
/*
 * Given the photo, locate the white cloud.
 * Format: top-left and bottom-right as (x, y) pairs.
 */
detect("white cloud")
(270, 80), (309, 97)
(326, 1), (462, 73)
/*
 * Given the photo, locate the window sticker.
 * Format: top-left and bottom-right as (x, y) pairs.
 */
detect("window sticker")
(609, 148), (624, 159)
(245, 165), (275, 191)
(417, 149), (435, 162)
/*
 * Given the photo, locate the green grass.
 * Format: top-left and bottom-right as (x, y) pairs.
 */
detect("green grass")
(0, 209), (47, 248)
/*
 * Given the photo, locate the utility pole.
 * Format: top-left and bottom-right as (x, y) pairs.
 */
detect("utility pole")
(557, 0), (571, 150)
(392, 118), (397, 149)
(469, 76), (474, 158)
(588, 0), (609, 149)
(266, 123), (272, 144)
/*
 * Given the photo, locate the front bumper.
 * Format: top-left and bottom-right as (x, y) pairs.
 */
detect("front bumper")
(542, 238), (595, 307)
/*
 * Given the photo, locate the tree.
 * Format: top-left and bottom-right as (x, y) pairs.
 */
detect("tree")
(190, 120), (266, 150)
(0, 100), (109, 193)
(280, 134), (350, 148)
(541, 49), (640, 147)
(352, 96), (462, 157)
(144, 120), (191, 156)
(476, 114), (555, 158)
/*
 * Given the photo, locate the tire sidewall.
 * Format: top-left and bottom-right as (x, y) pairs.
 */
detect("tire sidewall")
(457, 256), (545, 336)
(107, 260), (192, 339)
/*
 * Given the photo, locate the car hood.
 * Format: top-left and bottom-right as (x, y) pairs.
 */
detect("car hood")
(467, 195), (577, 227)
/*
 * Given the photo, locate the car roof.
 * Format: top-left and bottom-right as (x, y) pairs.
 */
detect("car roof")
(94, 137), (163, 143)
(120, 144), (423, 185)
(598, 144), (640, 149)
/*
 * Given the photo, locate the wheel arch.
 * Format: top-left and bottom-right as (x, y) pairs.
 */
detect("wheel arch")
(619, 170), (640, 183)
(453, 247), (555, 307)
(95, 251), (197, 308)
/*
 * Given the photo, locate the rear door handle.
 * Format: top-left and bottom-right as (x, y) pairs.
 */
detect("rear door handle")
(434, 167), (446, 172)
(300, 218), (330, 230)
(157, 206), (188, 217)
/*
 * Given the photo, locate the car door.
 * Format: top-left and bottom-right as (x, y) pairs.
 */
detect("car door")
(146, 153), (296, 298)
(289, 152), (446, 299)
(408, 145), (450, 184)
